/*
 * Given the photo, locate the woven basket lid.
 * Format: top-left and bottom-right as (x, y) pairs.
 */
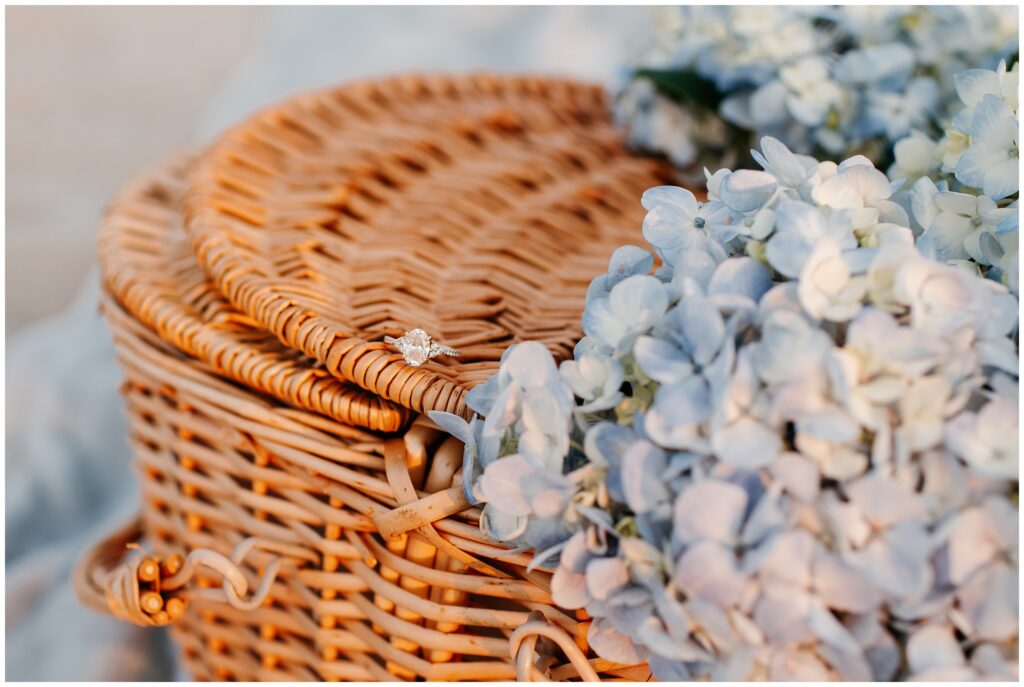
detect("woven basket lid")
(97, 153), (411, 432)
(186, 73), (673, 417)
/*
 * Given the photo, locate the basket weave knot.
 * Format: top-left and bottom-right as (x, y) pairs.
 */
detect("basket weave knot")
(104, 538), (290, 627)
(103, 546), (188, 627)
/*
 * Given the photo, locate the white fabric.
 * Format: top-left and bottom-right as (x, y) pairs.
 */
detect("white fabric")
(4, 6), (649, 679)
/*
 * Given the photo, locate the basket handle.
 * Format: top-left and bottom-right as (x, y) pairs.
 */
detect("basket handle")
(73, 515), (288, 627)
(510, 611), (601, 682)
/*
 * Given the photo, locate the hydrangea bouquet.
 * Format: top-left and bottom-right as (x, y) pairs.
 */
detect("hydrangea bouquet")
(431, 58), (1020, 681)
(891, 59), (1019, 294)
(617, 6), (1018, 171)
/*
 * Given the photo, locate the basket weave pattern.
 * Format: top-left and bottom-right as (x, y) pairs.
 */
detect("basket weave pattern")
(186, 74), (670, 417)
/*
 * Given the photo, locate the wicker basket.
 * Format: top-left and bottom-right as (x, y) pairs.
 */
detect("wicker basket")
(185, 73), (671, 416)
(75, 73), (672, 681)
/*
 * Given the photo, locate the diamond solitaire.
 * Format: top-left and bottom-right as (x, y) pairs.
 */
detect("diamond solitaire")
(384, 329), (459, 366)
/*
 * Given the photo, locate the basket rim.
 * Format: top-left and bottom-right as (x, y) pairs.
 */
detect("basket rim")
(96, 152), (411, 432)
(183, 71), (673, 418)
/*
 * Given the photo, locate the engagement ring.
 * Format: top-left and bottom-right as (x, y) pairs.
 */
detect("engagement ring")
(384, 329), (459, 366)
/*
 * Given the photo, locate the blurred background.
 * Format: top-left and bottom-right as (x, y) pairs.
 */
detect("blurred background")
(7, 7), (259, 334)
(5, 6), (651, 680)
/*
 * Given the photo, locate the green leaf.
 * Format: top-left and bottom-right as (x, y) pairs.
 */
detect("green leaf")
(498, 427), (518, 457)
(635, 67), (724, 111)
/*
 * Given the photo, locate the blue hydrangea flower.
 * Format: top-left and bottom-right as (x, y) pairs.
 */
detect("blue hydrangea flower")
(432, 132), (1019, 681)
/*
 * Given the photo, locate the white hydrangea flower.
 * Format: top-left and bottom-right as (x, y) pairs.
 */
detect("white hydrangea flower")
(709, 168), (779, 214)
(916, 189), (1017, 262)
(945, 395), (1019, 479)
(888, 60), (1018, 295)
(640, 185), (732, 264)
(430, 341), (577, 547)
(936, 127), (972, 174)
(862, 76), (939, 142)
(560, 351), (625, 413)
(833, 43), (916, 90)
(812, 156), (909, 227)
(952, 60), (1019, 132)
(797, 238), (867, 321)
(616, 79), (702, 167)
(582, 274), (670, 354)
(985, 217), (1019, 294)
(888, 132), (940, 182)
(777, 55), (854, 146)
(955, 94), (1019, 200)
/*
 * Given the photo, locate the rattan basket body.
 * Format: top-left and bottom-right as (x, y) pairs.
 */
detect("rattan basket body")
(75, 74), (672, 681)
(89, 293), (656, 680)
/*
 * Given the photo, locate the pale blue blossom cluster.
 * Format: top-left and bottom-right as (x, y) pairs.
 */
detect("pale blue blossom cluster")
(429, 341), (583, 553)
(889, 60), (1019, 294)
(431, 133), (1019, 680)
(617, 6), (1018, 169)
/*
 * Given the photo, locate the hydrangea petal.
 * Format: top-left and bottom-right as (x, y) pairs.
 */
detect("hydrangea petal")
(641, 185), (700, 214)
(848, 521), (932, 599)
(503, 341), (559, 388)
(648, 656), (691, 682)
(766, 201), (827, 277)
(426, 410), (472, 444)
(957, 562), (1018, 641)
(720, 169), (779, 213)
(677, 296), (726, 366)
(712, 417), (780, 469)
(673, 479), (748, 544)
(770, 649), (832, 681)
(607, 245), (655, 289)
(636, 616), (710, 662)
(807, 600), (862, 656)
(760, 529), (814, 592)
(674, 540), (747, 606)
(770, 452), (820, 502)
(605, 586), (656, 636)
(610, 275), (670, 331)
(588, 617), (645, 665)
(755, 590), (814, 646)
(652, 375), (713, 427)
(709, 257), (774, 304)
(480, 503), (528, 541)
(907, 625), (965, 676)
(582, 296), (624, 350)
(551, 564), (590, 609)
(621, 440), (670, 514)
(754, 136), (818, 186)
(813, 548), (879, 613)
(634, 336), (693, 385)
(955, 68), (1001, 107)
(585, 556), (630, 601)
(477, 455), (533, 516)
